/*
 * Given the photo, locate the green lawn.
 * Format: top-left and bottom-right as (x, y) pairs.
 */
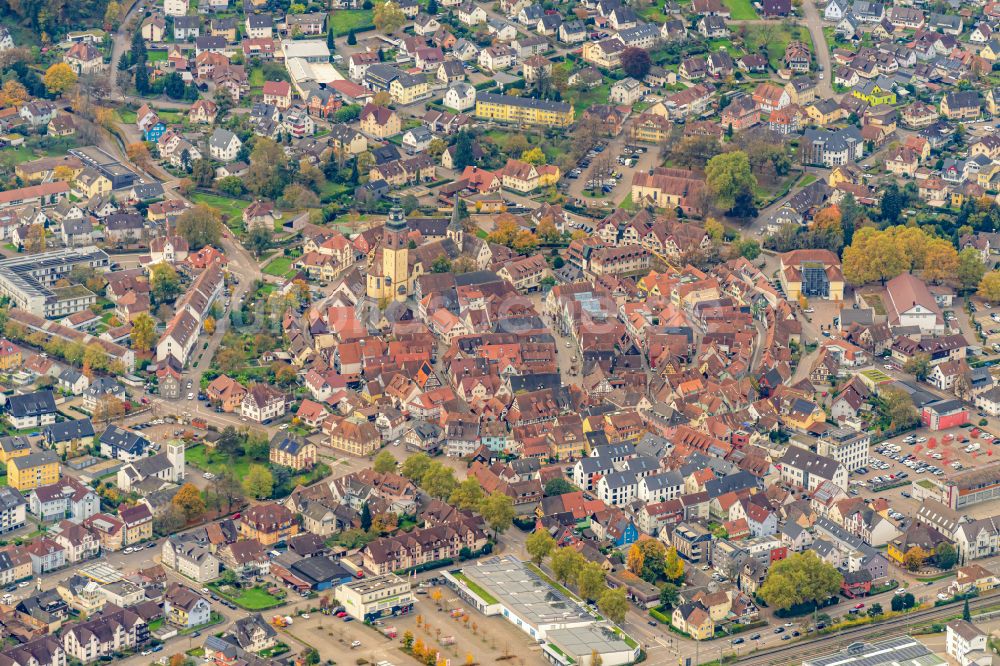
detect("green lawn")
(263, 256), (296, 278)
(118, 109), (138, 124)
(328, 9), (373, 35)
(147, 50), (168, 62)
(250, 66), (264, 95)
(637, 5), (670, 22)
(452, 572), (499, 604)
(210, 584), (285, 610)
(723, 0), (758, 19)
(745, 24), (811, 69)
(569, 82), (612, 116)
(186, 444), (252, 479)
(189, 192), (250, 229)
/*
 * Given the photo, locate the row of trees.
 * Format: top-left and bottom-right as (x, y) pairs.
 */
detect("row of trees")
(842, 225), (985, 289)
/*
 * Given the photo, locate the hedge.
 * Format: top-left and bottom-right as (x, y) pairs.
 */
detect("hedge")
(650, 607), (671, 624)
(395, 558), (454, 576)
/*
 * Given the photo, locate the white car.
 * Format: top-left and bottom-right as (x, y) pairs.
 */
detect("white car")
(351, 641), (362, 649)
(187, 392), (194, 400)
(301, 614), (310, 619)
(278, 423), (289, 430)
(884, 364), (893, 370)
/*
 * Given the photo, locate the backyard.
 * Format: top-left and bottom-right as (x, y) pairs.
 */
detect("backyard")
(743, 24), (812, 69)
(262, 256), (297, 279)
(328, 9), (373, 35)
(189, 192), (251, 230)
(723, 0), (758, 20)
(209, 583), (285, 611)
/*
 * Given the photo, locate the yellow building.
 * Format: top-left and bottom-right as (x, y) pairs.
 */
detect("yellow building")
(777, 249), (845, 301)
(239, 503), (299, 546)
(366, 207), (414, 302)
(805, 101), (847, 127)
(328, 419), (381, 457)
(72, 169), (112, 199)
(390, 74), (430, 105)
(0, 435), (30, 465)
(474, 93), (573, 127)
(269, 434), (317, 471)
(852, 83), (896, 106)
(120, 504), (153, 545)
(0, 339), (22, 372)
(672, 603), (715, 640)
(8, 451), (60, 491)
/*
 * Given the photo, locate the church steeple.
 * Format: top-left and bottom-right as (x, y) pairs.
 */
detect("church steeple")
(448, 201), (464, 252)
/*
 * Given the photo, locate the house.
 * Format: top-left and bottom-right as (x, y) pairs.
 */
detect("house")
(778, 447), (848, 491)
(941, 91), (981, 120)
(5, 391), (57, 430)
(206, 375), (248, 412)
(208, 129), (242, 162)
(672, 602), (714, 640)
(164, 583), (211, 628)
(28, 477), (98, 523)
(120, 504), (153, 545)
(239, 503), (298, 546)
(224, 614), (279, 654)
(99, 425), (150, 463)
(444, 82), (476, 112)
(241, 384), (286, 423)
(269, 433), (317, 471)
(947, 620), (989, 666)
(262, 81), (292, 109)
(610, 78), (644, 105)
(360, 104), (401, 139)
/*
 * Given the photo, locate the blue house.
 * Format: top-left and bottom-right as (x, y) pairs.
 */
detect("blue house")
(597, 511), (638, 548)
(143, 121), (166, 142)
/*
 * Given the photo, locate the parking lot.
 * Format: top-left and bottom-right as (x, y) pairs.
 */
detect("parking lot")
(282, 585), (541, 666)
(854, 425), (1000, 520)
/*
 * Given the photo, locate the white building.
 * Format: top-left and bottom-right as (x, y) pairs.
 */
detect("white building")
(334, 574), (414, 621)
(208, 128), (242, 162)
(778, 446), (849, 491)
(596, 471), (638, 506)
(444, 82), (476, 111)
(816, 427), (870, 472)
(241, 385), (286, 423)
(947, 620), (991, 666)
(164, 0), (188, 16)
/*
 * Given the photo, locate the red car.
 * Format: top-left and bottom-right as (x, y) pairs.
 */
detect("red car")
(336, 611), (348, 618)
(854, 603), (865, 609)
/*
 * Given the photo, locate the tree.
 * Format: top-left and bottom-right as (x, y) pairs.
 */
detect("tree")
(734, 239), (761, 260)
(373, 451), (397, 474)
(0, 80), (29, 108)
(620, 47), (652, 79)
(452, 131), (477, 170)
(758, 551), (843, 611)
(164, 72), (185, 99)
(243, 464), (274, 499)
(521, 147), (546, 165)
(327, 28), (335, 49)
(421, 463), (457, 500)
(126, 142), (152, 170)
(23, 224), (45, 254)
(663, 546), (684, 582)
(544, 478), (575, 496)
(449, 478), (485, 511)
(360, 502), (373, 531)
(176, 204), (223, 250)
(44, 63), (77, 96)
(935, 542), (958, 570)
(372, 90), (393, 107)
(526, 530), (557, 565)
(401, 452), (432, 484)
(626, 544), (645, 575)
(891, 592), (916, 611)
(373, 0), (406, 33)
(922, 239), (959, 284)
(963, 598), (971, 621)
(347, 29), (357, 45)
(659, 583), (680, 608)
(245, 225), (273, 258)
(881, 387), (919, 430)
(590, 651), (603, 666)
(134, 64), (150, 95)
(203, 316), (216, 335)
(154, 503), (187, 535)
(246, 137), (291, 198)
(958, 248), (987, 292)
(979, 271), (1000, 303)
(191, 158), (215, 188)
(902, 546), (925, 572)
(867, 602), (883, 617)
(843, 227), (908, 285)
(904, 353), (931, 381)
(479, 492), (515, 539)
(577, 562), (607, 601)
(598, 587), (628, 625)
(149, 262), (181, 303)
(131, 312), (156, 352)
(551, 547), (584, 585)
(172, 483), (206, 522)
(705, 151), (757, 213)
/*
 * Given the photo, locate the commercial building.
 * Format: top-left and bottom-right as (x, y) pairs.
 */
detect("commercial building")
(474, 93), (574, 127)
(944, 462), (1000, 510)
(334, 574), (414, 622)
(922, 399), (969, 431)
(803, 636), (945, 666)
(777, 249), (845, 301)
(68, 147), (137, 190)
(445, 556), (639, 666)
(816, 427), (870, 472)
(0, 247), (108, 318)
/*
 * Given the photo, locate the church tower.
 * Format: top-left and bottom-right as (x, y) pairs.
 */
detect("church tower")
(447, 201), (464, 252)
(382, 207), (410, 301)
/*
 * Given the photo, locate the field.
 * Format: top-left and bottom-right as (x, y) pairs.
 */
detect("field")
(210, 583), (285, 610)
(147, 50), (168, 62)
(262, 256), (296, 278)
(723, 0), (759, 19)
(744, 24), (812, 69)
(189, 192), (250, 230)
(186, 444), (252, 479)
(328, 9), (373, 35)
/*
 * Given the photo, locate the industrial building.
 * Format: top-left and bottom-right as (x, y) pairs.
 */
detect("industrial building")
(0, 247), (109, 318)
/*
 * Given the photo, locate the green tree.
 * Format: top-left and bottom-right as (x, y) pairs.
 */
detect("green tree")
(758, 551), (843, 611)
(597, 587), (628, 625)
(451, 131), (476, 170)
(904, 353), (931, 381)
(576, 562), (607, 601)
(958, 248), (987, 292)
(176, 204), (223, 250)
(479, 492), (515, 539)
(963, 598), (971, 621)
(867, 602), (883, 617)
(149, 262), (180, 303)
(327, 28), (335, 49)
(935, 542), (958, 570)
(881, 387), (919, 431)
(347, 29), (357, 45)
(372, 451), (397, 474)
(400, 453), (432, 484)
(245, 225), (273, 258)
(242, 464), (274, 499)
(544, 478), (576, 496)
(421, 463), (457, 500)
(525, 529), (556, 565)
(449, 478), (485, 511)
(705, 151), (757, 213)
(361, 502), (372, 531)
(551, 548), (585, 585)
(431, 255), (452, 273)
(659, 583), (680, 608)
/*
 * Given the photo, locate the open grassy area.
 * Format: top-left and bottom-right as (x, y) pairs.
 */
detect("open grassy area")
(189, 192), (250, 229)
(637, 5), (670, 22)
(452, 572), (499, 604)
(147, 50), (168, 62)
(118, 109), (138, 124)
(262, 256), (296, 278)
(210, 583), (285, 610)
(723, 0), (758, 19)
(745, 24), (812, 69)
(328, 9), (373, 35)
(186, 444), (252, 479)
(568, 82), (612, 116)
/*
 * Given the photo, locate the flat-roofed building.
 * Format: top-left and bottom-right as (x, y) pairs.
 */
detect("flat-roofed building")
(333, 573), (414, 621)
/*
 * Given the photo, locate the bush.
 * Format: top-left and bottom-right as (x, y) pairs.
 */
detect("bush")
(649, 607), (671, 624)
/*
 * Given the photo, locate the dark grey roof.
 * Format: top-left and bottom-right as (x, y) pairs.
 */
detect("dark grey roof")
(6, 391), (56, 419)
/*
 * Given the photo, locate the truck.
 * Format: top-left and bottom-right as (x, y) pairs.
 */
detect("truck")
(449, 609), (464, 618)
(270, 616), (287, 628)
(383, 626), (397, 639)
(191, 417), (207, 429)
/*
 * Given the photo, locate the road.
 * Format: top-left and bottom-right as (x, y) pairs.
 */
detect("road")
(802, 0), (834, 98)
